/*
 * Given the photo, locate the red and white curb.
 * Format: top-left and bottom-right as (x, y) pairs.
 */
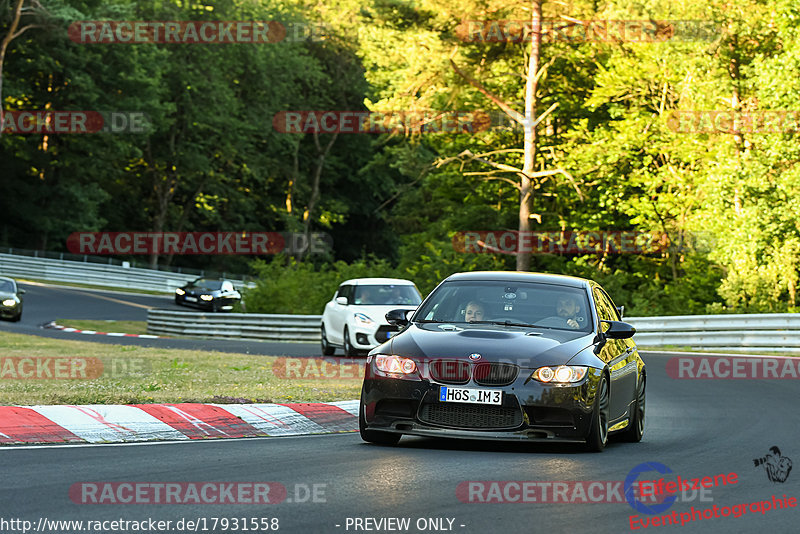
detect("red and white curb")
(0, 400), (358, 445)
(42, 321), (160, 339)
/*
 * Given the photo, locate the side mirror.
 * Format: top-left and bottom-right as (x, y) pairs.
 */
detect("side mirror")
(601, 320), (636, 339)
(335, 296), (348, 306)
(616, 305), (624, 319)
(386, 308), (410, 327)
(18, 289), (26, 295)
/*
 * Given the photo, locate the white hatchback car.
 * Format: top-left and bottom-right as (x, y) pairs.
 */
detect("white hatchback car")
(321, 278), (422, 356)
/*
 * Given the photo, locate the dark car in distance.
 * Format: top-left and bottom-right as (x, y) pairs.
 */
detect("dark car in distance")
(0, 276), (25, 322)
(175, 278), (241, 312)
(359, 271), (645, 452)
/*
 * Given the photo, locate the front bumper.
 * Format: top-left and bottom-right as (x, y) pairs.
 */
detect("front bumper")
(0, 304), (20, 318)
(361, 366), (603, 443)
(350, 324), (400, 349)
(176, 294), (236, 311)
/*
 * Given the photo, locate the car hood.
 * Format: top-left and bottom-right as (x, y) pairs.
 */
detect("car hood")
(0, 291), (18, 300)
(349, 305), (417, 324)
(186, 286), (219, 294)
(386, 323), (594, 369)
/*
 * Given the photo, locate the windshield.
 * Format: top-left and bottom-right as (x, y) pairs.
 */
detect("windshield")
(0, 280), (15, 293)
(414, 280), (593, 332)
(353, 284), (422, 306)
(191, 279), (223, 290)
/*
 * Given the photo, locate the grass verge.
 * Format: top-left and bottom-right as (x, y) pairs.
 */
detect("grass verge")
(0, 332), (361, 405)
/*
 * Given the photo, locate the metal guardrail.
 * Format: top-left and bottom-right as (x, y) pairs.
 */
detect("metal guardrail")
(0, 253), (253, 293)
(146, 310), (800, 352)
(147, 309), (321, 341)
(625, 313), (800, 353)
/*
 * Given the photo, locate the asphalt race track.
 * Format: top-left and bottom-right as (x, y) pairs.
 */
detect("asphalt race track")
(0, 283), (798, 533)
(0, 282), (320, 357)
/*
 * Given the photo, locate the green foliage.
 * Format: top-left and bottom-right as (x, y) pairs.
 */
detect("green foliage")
(243, 255), (399, 314)
(3, 0), (800, 316)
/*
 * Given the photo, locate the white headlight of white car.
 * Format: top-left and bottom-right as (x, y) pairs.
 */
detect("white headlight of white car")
(354, 313), (375, 327)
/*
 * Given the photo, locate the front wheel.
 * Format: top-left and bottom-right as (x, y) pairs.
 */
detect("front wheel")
(11, 312), (21, 322)
(359, 398), (401, 445)
(621, 374), (645, 442)
(343, 327), (357, 357)
(585, 373), (610, 452)
(321, 325), (335, 356)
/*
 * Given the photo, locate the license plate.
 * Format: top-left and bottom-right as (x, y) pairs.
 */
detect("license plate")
(439, 386), (502, 405)
(185, 296), (198, 302)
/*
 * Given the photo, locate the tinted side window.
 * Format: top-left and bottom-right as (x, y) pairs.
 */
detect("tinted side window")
(593, 288), (614, 322)
(593, 287), (620, 322)
(337, 285), (353, 303)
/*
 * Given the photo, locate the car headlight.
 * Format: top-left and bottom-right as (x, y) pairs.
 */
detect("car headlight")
(531, 365), (588, 384)
(354, 313), (374, 327)
(200, 294), (214, 301)
(375, 355), (417, 374)
(2, 299), (15, 307)
(175, 288), (185, 295)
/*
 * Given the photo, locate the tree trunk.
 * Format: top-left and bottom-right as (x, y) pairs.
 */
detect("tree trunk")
(299, 131), (338, 259)
(516, 0), (543, 271)
(0, 0), (26, 141)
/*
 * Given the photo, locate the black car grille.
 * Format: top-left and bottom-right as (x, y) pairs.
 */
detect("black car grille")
(428, 360), (519, 386)
(375, 325), (399, 343)
(419, 403), (523, 429)
(429, 360), (471, 384)
(473, 363), (519, 386)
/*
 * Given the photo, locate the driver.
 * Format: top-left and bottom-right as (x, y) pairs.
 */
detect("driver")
(555, 294), (582, 329)
(464, 301), (485, 322)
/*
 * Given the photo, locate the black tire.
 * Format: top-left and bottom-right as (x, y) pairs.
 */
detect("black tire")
(174, 296), (182, 306)
(211, 300), (221, 313)
(621, 373), (645, 442)
(585, 373), (610, 452)
(321, 325), (335, 356)
(359, 396), (401, 445)
(11, 312), (21, 322)
(343, 327), (357, 357)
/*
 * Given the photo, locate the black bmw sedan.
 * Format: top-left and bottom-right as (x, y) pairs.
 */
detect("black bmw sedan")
(174, 278), (241, 312)
(0, 276), (24, 322)
(359, 271), (645, 452)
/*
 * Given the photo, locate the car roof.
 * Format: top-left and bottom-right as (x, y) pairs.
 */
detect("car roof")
(443, 271), (592, 289)
(0, 276), (16, 283)
(339, 278), (416, 286)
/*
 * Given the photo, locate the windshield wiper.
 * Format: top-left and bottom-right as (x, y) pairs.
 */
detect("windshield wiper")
(415, 319), (445, 323)
(466, 320), (554, 329)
